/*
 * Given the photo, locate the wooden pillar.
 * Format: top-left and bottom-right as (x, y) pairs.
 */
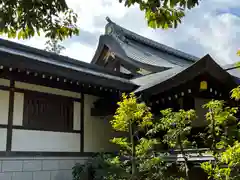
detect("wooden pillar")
(6, 80), (14, 151)
(80, 93), (84, 152)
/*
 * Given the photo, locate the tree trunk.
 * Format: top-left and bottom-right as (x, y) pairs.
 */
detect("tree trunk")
(210, 109), (217, 155)
(129, 122), (137, 180)
(210, 108), (218, 169)
(178, 135), (190, 180)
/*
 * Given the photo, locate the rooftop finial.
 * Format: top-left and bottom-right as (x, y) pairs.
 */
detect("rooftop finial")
(106, 16), (112, 23)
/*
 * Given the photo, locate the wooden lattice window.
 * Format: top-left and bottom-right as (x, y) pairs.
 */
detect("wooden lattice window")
(23, 92), (73, 131)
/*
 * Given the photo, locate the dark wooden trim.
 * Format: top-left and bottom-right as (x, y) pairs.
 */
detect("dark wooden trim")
(0, 151), (95, 157)
(0, 124), (7, 129)
(0, 85), (10, 91)
(0, 77), (82, 102)
(23, 90), (74, 132)
(0, 78), (83, 102)
(6, 80), (14, 151)
(12, 125), (81, 134)
(0, 85), (83, 104)
(80, 93), (84, 152)
(0, 124), (82, 134)
(0, 53), (135, 93)
(14, 87), (81, 102)
(1, 70), (122, 99)
(0, 124), (81, 134)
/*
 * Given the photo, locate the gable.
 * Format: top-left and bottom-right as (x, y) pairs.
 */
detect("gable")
(133, 55), (236, 96)
(91, 19), (199, 78)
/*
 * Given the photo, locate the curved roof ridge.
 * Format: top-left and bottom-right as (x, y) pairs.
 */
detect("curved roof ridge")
(105, 17), (199, 62)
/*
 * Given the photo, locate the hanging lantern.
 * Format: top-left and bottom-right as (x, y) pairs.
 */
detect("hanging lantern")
(200, 81), (208, 90)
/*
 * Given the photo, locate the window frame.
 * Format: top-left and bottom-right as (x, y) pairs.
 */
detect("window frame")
(23, 91), (74, 132)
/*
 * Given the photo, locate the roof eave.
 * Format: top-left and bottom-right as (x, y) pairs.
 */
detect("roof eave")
(0, 38), (132, 80)
(0, 49), (137, 92)
(134, 54), (236, 95)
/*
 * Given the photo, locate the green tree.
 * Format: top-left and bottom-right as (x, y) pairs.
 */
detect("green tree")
(72, 93), (168, 180)
(109, 93), (165, 180)
(0, 0), (79, 40)
(118, 0), (201, 29)
(44, 38), (65, 54)
(148, 108), (196, 179)
(200, 99), (239, 179)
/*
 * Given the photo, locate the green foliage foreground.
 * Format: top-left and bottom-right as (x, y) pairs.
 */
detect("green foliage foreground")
(1, 0), (201, 40)
(73, 86), (240, 180)
(0, 0), (79, 40)
(119, 0), (200, 29)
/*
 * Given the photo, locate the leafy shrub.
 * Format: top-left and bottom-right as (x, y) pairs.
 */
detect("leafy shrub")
(72, 153), (117, 180)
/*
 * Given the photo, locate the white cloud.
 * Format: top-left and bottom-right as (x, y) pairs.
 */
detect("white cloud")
(66, 0), (127, 33)
(1, 0), (240, 65)
(62, 42), (96, 61)
(186, 12), (240, 64)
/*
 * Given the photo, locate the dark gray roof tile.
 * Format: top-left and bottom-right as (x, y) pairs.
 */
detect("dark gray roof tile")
(105, 19), (199, 64)
(119, 40), (178, 67)
(132, 67), (186, 92)
(133, 54), (236, 94)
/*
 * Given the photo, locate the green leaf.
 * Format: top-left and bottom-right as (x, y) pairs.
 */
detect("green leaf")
(0, 0), (79, 40)
(237, 50), (240, 56)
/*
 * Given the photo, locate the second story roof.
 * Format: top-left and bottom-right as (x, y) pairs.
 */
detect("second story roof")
(102, 17), (199, 66)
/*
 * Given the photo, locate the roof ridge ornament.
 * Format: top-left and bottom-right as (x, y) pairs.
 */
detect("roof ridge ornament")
(106, 16), (112, 23)
(105, 17), (127, 42)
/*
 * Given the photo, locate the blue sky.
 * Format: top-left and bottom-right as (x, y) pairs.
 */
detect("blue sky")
(1, 0), (240, 65)
(216, 7), (240, 17)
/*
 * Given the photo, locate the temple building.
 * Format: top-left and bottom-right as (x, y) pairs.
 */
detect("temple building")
(0, 18), (238, 179)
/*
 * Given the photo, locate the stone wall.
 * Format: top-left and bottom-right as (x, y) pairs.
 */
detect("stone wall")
(0, 156), (87, 180)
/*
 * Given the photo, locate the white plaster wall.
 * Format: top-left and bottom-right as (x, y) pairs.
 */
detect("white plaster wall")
(15, 81), (81, 99)
(12, 129), (80, 152)
(84, 94), (117, 152)
(193, 98), (210, 127)
(0, 78), (10, 87)
(73, 101), (81, 131)
(10, 85), (83, 152)
(13, 92), (24, 126)
(0, 90), (9, 125)
(0, 128), (7, 151)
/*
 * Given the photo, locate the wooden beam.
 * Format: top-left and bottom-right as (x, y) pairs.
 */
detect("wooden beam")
(80, 93), (84, 152)
(6, 80), (14, 151)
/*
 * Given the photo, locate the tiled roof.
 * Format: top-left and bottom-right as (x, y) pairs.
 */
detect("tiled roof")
(118, 38), (181, 68)
(132, 55), (237, 94)
(0, 38), (136, 91)
(132, 66), (186, 89)
(105, 18), (199, 68)
(226, 68), (240, 80)
(222, 63), (240, 82)
(91, 35), (174, 72)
